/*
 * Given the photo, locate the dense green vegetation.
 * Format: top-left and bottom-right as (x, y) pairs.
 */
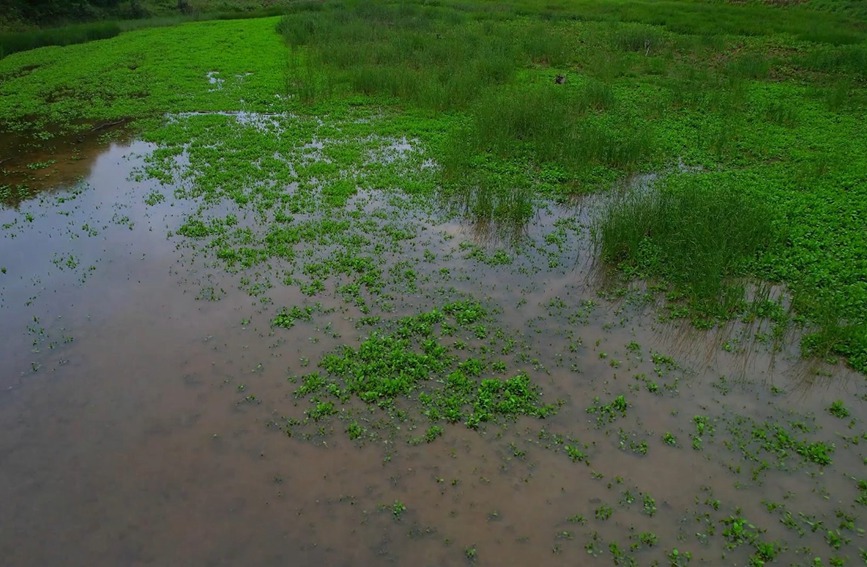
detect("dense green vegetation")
(0, 1), (865, 371)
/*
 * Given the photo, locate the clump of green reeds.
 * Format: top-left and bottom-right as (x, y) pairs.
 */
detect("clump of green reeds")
(439, 177), (534, 243)
(798, 44), (867, 78)
(726, 53), (771, 80)
(441, 82), (650, 181)
(277, 0), (578, 110)
(611, 24), (665, 55)
(594, 177), (779, 318)
(765, 100), (798, 126)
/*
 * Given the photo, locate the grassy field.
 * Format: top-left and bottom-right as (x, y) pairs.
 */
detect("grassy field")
(0, 1), (865, 372)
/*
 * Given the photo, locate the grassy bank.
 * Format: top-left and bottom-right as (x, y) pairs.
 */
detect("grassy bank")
(0, 0), (865, 371)
(0, 16), (286, 130)
(0, 3), (289, 58)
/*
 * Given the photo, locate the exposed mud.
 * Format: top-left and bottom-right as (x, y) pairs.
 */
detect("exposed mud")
(1, 117), (864, 566)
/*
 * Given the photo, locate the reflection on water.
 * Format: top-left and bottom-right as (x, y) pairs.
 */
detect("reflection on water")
(0, 122), (131, 205)
(438, 181), (534, 244)
(0, 129), (863, 566)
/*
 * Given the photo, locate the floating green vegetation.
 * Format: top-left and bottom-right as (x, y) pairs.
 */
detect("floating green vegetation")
(287, 301), (557, 441)
(391, 499), (406, 520)
(272, 304), (319, 329)
(748, 422), (834, 467)
(587, 394), (628, 427)
(827, 400), (850, 419)
(565, 444), (589, 464)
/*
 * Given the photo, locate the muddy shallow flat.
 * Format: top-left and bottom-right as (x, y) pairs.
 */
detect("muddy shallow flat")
(1, 113), (865, 566)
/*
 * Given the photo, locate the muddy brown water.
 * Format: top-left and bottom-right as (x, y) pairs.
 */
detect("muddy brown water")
(1, 134), (864, 566)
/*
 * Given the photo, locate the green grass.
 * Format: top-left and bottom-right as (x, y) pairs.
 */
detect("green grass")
(0, 16), (287, 132)
(443, 82), (653, 176)
(594, 178), (780, 321)
(277, 1), (521, 110)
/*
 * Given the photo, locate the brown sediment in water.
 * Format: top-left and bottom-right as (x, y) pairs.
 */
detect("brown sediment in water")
(0, 129), (863, 566)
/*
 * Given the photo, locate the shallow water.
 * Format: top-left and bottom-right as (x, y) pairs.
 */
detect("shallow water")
(1, 120), (864, 566)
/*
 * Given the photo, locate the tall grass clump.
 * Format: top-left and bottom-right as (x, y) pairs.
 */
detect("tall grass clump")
(726, 53), (771, 80)
(577, 79), (616, 111)
(799, 305), (867, 373)
(611, 24), (666, 55)
(278, 0), (524, 110)
(765, 100), (798, 126)
(595, 178), (779, 319)
(453, 86), (574, 162)
(443, 83), (650, 180)
(278, 0), (584, 111)
(521, 22), (572, 66)
(798, 44), (867, 79)
(820, 79), (855, 111)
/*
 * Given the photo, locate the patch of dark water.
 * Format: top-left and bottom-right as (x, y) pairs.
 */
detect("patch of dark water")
(0, 126), (864, 566)
(0, 121), (131, 205)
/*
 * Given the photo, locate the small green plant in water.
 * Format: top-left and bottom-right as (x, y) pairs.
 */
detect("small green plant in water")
(587, 394), (628, 426)
(827, 400), (850, 419)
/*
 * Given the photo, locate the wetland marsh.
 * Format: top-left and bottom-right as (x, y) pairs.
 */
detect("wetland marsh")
(1, 1), (866, 565)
